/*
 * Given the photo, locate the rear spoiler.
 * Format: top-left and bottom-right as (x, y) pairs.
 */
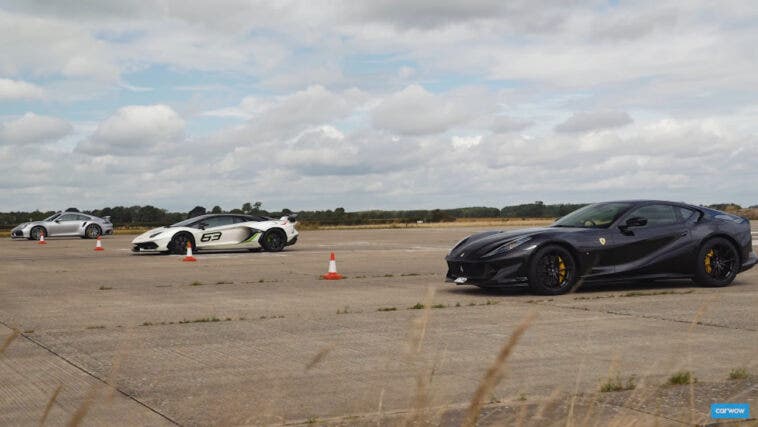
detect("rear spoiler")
(281, 213), (298, 223)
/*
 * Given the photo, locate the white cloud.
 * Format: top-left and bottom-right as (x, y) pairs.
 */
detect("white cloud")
(76, 105), (185, 155)
(555, 111), (633, 133)
(0, 10), (119, 81)
(0, 113), (72, 145)
(371, 85), (480, 135)
(0, 78), (45, 100)
(491, 116), (533, 134)
(1, 2), (758, 210)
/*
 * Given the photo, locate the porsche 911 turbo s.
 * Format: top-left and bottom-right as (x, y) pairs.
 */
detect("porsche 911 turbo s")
(131, 213), (298, 254)
(445, 201), (757, 295)
(11, 212), (114, 240)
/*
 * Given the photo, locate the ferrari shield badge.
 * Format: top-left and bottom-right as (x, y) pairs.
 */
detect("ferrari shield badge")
(599, 237), (607, 246)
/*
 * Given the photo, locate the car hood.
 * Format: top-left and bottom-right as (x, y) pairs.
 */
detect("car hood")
(132, 226), (170, 242)
(13, 221), (45, 230)
(447, 226), (584, 260)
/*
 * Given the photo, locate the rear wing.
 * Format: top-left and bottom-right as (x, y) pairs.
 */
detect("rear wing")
(280, 213), (298, 223)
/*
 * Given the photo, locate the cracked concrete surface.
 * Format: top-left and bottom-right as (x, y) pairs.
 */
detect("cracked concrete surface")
(1, 226), (756, 426)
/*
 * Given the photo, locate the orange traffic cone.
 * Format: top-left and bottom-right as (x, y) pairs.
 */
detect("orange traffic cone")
(182, 242), (197, 262)
(94, 236), (104, 251)
(321, 252), (343, 280)
(38, 230), (47, 245)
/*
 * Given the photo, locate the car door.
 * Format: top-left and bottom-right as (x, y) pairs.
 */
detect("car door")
(607, 204), (693, 276)
(195, 216), (243, 249)
(48, 213), (81, 236)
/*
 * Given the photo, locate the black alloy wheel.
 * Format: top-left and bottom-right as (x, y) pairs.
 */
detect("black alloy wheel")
(528, 245), (577, 295)
(260, 229), (286, 252)
(694, 237), (739, 287)
(169, 233), (194, 255)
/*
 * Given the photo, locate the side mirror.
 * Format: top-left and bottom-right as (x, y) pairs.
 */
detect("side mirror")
(198, 223), (207, 230)
(54, 219), (61, 223)
(626, 217), (648, 227)
(619, 216), (647, 235)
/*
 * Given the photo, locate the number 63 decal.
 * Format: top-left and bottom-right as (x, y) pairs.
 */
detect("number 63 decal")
(201, 232), (222, 242)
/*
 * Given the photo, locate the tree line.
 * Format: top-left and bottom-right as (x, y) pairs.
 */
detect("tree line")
(1, 201), (755, 228)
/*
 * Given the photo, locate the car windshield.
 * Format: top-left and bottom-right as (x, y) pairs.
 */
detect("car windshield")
(170, 217), (202, 227)
(552, 202), (633, 228)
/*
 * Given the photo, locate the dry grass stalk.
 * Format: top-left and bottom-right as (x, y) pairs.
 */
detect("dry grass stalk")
(377, 388), (385, 427)
(65, 383), (100, 427)
(405, 286), (436, 426)
(461, 311), (536, 427)
(39, 384), (62, 426)
(1, 328), (20, 354)
(305, 346), (333, 371)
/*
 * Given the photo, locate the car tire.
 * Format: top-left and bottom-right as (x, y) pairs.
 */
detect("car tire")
(527, 244), (578, 295)
(693, 237), (739, 287)
(84, 224), (102, 239)
(29, 226), (46, 241)
(260, 229), (286, 252)
(169, 233), (194, 255)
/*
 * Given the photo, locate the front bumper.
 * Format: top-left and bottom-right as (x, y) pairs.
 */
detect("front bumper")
(740, 252), (757, 272)
(132, 242), (161, 252)
(445, 256), (529, 287)
(131, 231), (172, 253)
(10, 228), (28, 238)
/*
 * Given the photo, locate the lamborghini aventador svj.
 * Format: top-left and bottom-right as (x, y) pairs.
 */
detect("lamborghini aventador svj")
(445, 201), (757, 294)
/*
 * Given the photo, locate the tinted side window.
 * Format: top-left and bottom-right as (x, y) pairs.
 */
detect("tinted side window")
(202, 216), (235, 228)
(58, 214), (79, 222)
(677, 207), (697, 222)
(627, 204), (678, 227)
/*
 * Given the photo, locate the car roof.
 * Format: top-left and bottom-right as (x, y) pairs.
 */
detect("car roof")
(190, 214), (258, 220)
(594, 200), (697, 209)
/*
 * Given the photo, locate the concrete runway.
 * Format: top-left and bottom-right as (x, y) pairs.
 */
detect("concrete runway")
(1, 226), (757, 426)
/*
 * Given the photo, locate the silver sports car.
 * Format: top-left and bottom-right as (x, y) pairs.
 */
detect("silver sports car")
(11, 212), (114, 240)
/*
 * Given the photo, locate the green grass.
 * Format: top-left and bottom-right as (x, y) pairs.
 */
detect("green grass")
(377, 307), (397, 312)
(336, 306), (350, 315)
(97, 285), (112, 290)
(409, 302), (425, 310)
(179, 316), (221, 324)
(729, 367), (749, 380)
(668, 370), (696, 385)
(600, 375), (636, 392)
(431, 303), (447, 309)
(622, 290), (693, 297)
(189, 281), (205, 286)
(85, 325), (106, 330)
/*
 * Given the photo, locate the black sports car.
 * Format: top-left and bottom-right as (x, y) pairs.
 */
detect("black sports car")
(445, 200), (757, 294)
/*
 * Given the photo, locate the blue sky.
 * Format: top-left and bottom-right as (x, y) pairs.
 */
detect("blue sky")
(1, 1), (757, 212)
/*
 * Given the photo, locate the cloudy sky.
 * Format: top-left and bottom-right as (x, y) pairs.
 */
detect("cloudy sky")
(1, 1), (757, 212)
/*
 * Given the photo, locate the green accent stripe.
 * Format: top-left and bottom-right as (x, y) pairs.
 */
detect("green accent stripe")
(243, 232), (261, 243)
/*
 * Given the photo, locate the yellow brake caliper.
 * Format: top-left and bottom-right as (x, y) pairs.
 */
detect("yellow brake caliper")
(704, 249), (714, 274)
(557, 256), (567, 283)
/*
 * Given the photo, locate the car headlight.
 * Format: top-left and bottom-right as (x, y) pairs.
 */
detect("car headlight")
(149, 231), (164, 238)
(17, 223), (28, 229)
(483, 236), (532, 257)
(448, 237), (469, 255)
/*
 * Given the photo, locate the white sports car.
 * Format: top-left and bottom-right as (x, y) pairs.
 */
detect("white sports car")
(131, 213), (298, 254)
